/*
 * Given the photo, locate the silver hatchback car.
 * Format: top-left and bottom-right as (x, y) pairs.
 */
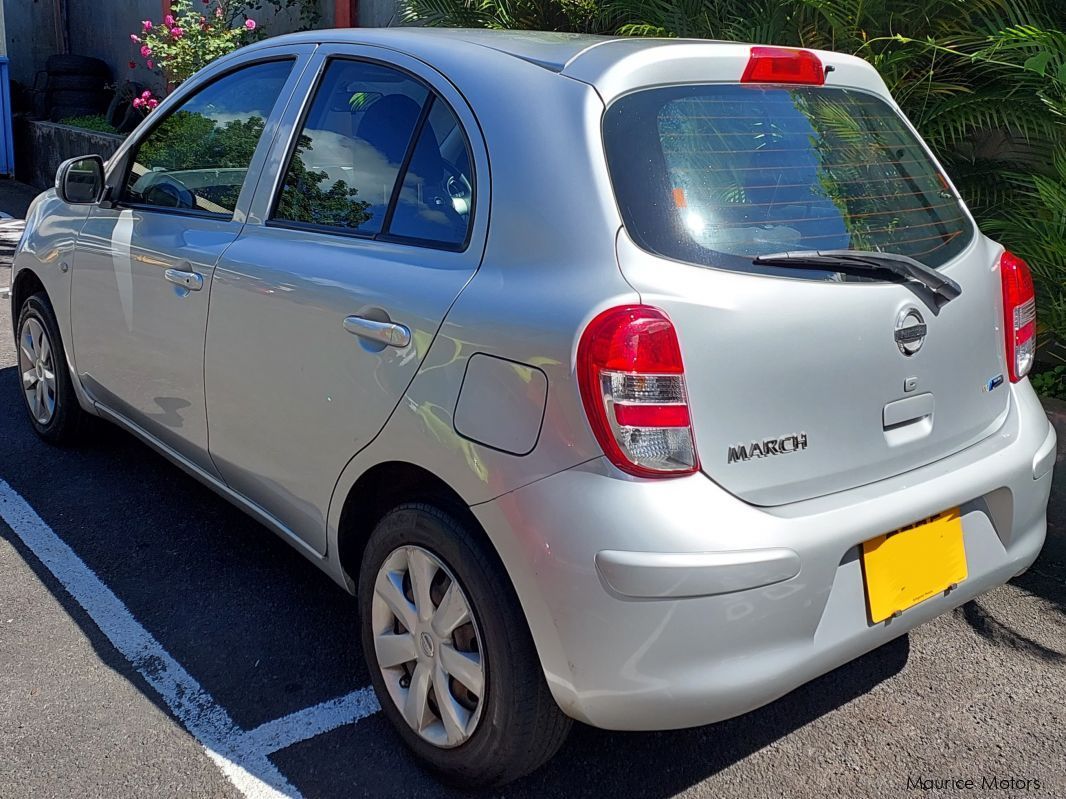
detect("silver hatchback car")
(11, 28), (1055, 787)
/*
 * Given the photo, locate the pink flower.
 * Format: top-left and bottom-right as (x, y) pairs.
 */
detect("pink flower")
(147, 99), (159, 109)
(215, 7), (223, 17)
(171, 26), (184, 38)
(132, 97), (144, 108)
(245, 18), (256, 30)
(164, 14), (174, 25)
(142, 20), (152, 30)
(146, 59), (154, 69)
(130, 33), (141, 43)
(140, 44), (152, 58)
(199, 15), (208, 30)
(141, 90), (152, 98)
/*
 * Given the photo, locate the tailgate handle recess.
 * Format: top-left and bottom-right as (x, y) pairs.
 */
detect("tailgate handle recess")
(883, 393), (935, 429)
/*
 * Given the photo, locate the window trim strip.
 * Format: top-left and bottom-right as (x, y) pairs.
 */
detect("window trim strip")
(380, 93), (435, 237)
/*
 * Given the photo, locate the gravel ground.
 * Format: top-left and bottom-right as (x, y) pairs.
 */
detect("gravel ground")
(0, 180), (1063, 797)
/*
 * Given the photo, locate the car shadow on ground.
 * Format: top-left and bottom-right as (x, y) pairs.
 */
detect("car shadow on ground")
(272, 638), (910, 799)
(957, 600), (1064, 663)
(0, 361), (947, 797)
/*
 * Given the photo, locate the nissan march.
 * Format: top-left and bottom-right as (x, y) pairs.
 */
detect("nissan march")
(10, 28), (1054, 788)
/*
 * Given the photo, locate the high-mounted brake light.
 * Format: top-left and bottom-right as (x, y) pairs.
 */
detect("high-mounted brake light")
(578, 306), (699, 478)
(741, 46), (825, 86)
(1000, 251), (1036, 382)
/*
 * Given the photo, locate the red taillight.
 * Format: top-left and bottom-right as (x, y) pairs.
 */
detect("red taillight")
(1000, 251), (1036, 382)
(741, 46), (825, 86)
(578, 306), (699, 478)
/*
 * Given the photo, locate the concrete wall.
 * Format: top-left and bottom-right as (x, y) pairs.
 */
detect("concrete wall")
(0, 0), (7, 58)
(361, 0), (403, 27)
(67, 0), (161, 88)
(4, 0), (62, 87)
(14, 117), (124, 189)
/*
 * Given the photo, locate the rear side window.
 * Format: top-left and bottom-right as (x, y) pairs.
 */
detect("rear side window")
(604, 85), (974, 272)
(386, 99), (474, 247)
(273, 59), (473, 248)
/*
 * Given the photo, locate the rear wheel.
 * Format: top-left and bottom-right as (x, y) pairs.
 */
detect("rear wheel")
(16, 293), (86, 444)
(358, 503), (571, 788)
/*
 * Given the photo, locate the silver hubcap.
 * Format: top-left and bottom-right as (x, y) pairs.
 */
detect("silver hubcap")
(372, 546), (485, 748)
(19, 317), (57, 425)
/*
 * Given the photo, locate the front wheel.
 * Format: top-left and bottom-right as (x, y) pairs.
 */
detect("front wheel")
(16, 292), (86, 444)
(358, 503), (571, 788)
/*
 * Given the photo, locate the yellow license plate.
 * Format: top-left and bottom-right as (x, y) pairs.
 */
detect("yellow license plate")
(861, 509), (967, 623)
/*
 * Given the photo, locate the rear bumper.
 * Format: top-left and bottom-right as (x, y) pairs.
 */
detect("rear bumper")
(472, 382), (1053, 730)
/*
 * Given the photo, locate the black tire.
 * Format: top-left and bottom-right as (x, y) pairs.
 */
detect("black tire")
(116, 104), (143, 134)
(46, 54), (110, 77)
(358, 504), (571, 788)
(105, 88), (130, 128)
(15, 293), (87, 445)
(48, 89), (107, 108)
(47, 74), (107, 92)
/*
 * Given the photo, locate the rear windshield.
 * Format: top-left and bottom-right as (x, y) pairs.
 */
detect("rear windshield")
(603, 85), (974, 273)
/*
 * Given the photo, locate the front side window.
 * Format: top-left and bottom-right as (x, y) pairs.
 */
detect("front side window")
(604, 85), (974, 273)
(123, 59), (294, 215)
(273, 59), (473, 247)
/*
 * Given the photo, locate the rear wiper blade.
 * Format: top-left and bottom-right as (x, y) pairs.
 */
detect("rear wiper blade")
(752, 249), (962, 308)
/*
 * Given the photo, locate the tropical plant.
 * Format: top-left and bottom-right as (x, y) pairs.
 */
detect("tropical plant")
(401, 0), (1066, 353)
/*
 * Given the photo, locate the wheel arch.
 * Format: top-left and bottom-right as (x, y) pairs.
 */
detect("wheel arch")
(335, 460), (495, 593)
(10, 269), (48, 336)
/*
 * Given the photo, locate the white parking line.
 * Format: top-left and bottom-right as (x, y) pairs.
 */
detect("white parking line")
(0, 478), (380, 798)
(242, 687), (380, 756)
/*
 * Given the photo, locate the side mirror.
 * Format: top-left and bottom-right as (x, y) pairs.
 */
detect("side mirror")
(55, 155), (105, 204)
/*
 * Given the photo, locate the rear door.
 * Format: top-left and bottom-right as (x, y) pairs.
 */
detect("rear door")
(70, 54), (305, 470)
(603, 76), (1010, 506)
(203, 47), (487, 554)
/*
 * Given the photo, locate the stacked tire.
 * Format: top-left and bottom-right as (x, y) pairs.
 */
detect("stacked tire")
(106, 82), (150, 134)
(45, 55), (111, 122)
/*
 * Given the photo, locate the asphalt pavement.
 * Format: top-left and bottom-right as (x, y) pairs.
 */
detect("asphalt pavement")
(1, 180), (1064, 798)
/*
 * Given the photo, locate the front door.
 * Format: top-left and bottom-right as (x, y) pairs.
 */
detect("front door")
(204, 50), (487, 554)
(71, 57), (300, 470)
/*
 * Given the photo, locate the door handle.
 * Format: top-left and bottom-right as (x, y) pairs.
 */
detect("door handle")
(343, 315), (411, 348)
(164, 268), (204, 291)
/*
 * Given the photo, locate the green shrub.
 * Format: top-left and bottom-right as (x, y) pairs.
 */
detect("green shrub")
(58, 114), (119, 134)
(1031, 364), (1066, 398)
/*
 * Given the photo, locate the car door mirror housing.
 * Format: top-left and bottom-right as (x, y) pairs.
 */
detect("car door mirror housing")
(56, 155), (106, 205)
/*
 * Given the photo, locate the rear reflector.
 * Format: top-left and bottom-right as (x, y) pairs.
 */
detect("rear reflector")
(741, 46), (825, 86)
(578, 306), (699, 478)
(1000, 251), (1036, 382)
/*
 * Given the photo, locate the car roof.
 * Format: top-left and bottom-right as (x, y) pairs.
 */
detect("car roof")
(242, 28), (885, 105)
(252, 27), (718, 73)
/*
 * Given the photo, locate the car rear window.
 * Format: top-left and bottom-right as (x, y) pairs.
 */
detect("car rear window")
(603, 85), (974, 273)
